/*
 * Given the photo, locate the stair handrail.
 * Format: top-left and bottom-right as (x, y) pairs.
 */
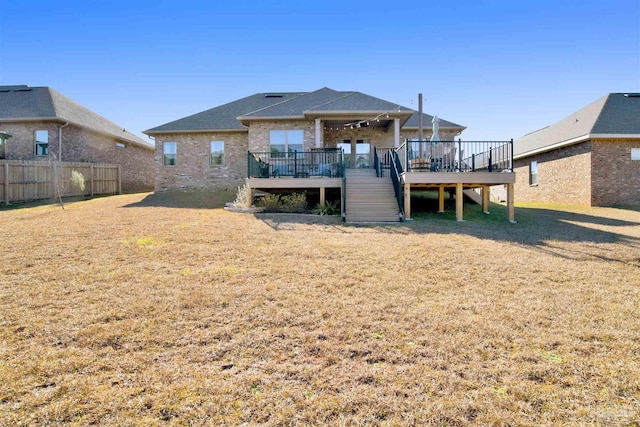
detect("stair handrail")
(373, 146), (380, 177)
(389, 148), (404, 219)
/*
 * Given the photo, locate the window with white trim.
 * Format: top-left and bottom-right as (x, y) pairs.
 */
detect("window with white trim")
(632, 148), (640, 160)
(35, 130), (49, 156)
(163, 142), (176, 166)
(210, 141), (224, 165)
(270, 130), (303, 158)
(529, 161), (538, 186)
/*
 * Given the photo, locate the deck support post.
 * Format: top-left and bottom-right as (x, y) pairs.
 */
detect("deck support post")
(456, 182), (464, 221)
(246, 186), (253, 208)
(482, 185), (490, 214)
(320, 187), (325, 206)
(507, 182), (516, 223)
(438, 186), (445, 213)
(403, 183), (411, 220)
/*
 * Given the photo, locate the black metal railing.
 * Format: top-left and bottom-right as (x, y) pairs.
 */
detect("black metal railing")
(373, 146), (392, 177)
(247, 149), (344, 178)
(399, 139), (513, 173)
(373, 146), (380, 177)
(389, 149), (404, 218)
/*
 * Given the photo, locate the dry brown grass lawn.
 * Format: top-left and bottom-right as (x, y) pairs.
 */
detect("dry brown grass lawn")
(1, 192), (639, 426)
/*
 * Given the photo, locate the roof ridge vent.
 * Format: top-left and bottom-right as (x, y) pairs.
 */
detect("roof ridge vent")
(0, 85), (30, 92)
(264, 93), (284, 98)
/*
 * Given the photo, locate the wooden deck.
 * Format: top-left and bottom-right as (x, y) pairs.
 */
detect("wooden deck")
(401, 171), (516, 222)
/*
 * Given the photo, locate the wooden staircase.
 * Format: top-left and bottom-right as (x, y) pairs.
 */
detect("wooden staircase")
(344, 169), (401, 223)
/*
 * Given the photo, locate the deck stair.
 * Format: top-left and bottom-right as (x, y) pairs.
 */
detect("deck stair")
(345, 169), (401, 222)
(463, 189), (482, 205)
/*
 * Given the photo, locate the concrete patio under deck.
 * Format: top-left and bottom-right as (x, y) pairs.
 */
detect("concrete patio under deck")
(402, 171), (516, 222)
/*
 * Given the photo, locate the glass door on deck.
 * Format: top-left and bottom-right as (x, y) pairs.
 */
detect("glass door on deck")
(355, 139), (370, 168)
(337, 140), (351, 168)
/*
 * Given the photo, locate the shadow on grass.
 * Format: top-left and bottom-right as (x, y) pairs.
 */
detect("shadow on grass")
(121, 190), (236, 209)
(254, 192), (640, 265)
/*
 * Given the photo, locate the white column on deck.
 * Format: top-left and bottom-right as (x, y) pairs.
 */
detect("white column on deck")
(315, 118), (322, 148)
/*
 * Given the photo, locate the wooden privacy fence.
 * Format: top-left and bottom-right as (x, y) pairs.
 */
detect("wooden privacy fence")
(0, 160), (121, 205)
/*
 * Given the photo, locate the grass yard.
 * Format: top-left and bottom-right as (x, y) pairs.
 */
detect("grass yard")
(1, 192), (639, 426)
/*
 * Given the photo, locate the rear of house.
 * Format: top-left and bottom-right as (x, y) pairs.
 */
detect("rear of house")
(513, 93), (640, 207)
(146, 87), (516, 222)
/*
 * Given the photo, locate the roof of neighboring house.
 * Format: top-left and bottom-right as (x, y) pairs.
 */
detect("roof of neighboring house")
(514, 93), (640, 158)
(145, 87), (465, 133)
(0, 85), (152, 149)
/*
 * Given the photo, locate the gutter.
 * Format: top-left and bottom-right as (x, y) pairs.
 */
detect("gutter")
(513, 133), (640, 160)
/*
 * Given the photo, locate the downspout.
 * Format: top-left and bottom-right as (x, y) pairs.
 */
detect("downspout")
(58, 122), (69, 161)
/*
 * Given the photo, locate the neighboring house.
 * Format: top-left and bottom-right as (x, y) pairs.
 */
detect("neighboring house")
(0, 85), (154, 193)
(513, 93), (640, 206)
(146, 87), (515, 222)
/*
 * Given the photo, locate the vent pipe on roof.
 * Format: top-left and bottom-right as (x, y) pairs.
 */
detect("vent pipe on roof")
(418, 93), (423, 141)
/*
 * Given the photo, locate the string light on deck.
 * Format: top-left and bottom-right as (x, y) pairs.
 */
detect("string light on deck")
(342, 105), (404, 129)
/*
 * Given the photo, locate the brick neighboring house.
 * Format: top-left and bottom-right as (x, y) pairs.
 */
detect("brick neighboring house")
(144, 87), (465, 192)
(0, 85), (154, 193)
(512, 93), (640, 206)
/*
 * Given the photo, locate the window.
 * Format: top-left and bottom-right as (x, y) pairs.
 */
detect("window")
(35, 130), (48, 156)
(270, 130), (303, 158)
(163, 142), (176, 166)
(632, 148), (640, 160)
(0, 131), (7, 159)
(210, 141), (224, 165)
(529, 161), (538, 186)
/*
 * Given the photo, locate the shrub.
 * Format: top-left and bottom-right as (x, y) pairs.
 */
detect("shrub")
(280, 192), (307, 213)
(70, 170), (86, 192)
(313, 200), (340, 216)
(258, 193), (281, 212)
(233, 184), (252, 208)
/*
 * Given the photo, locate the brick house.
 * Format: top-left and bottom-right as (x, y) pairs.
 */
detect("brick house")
(512, 93), (640, 206)
(146, 87), (516, 222)
(0, 85), (154, 193)
(145, 87), (465, 192)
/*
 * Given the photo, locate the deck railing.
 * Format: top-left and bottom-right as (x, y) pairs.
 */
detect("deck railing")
(373, 147), (393, 178)
(397, 139), (513, 173)
(247, 149), (344, 178)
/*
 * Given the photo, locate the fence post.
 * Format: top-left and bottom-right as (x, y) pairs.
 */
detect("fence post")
(90, 164), (94, 197)
(3, 162), (8, 205)
(117, 165), (122, 194)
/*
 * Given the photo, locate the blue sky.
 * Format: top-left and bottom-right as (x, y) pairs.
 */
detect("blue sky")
(1, 0), (638, 141)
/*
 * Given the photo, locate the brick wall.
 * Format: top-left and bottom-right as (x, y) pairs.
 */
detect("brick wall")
(0, 121), (154, 192)
(513, 141), (592, 206)
(149, 120), (465, 191)
(154, 132), (248, 191)
(591, 139), (640, 206)
(0, 121), (60, 160)
(247, 120), (315, 152)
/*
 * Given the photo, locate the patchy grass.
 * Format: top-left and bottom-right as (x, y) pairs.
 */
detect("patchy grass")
(1, 192), (640, 425)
